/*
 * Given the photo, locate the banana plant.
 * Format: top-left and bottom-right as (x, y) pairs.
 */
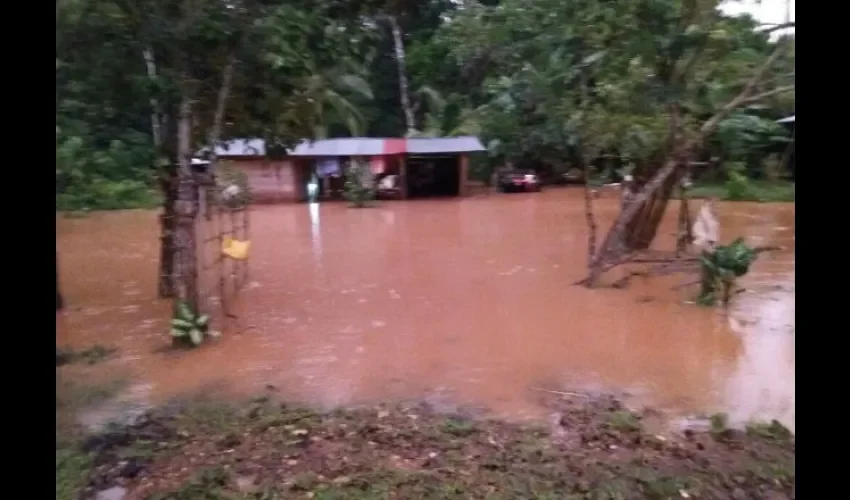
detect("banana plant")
(170, 302), (219, 346)
(697, 238), (757, 307)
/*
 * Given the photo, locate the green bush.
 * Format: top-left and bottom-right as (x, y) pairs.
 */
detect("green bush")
(723, 162), (753, 201)
(344, 159), (375, 207)
(56, 128), (159, 211)
(698, 238), (757, 307)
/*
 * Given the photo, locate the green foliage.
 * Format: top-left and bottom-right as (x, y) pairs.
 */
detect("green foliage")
(697, 238), (758, 307)
(344, 160), (376, 208)
(55, 0), (795, 214)
(56, 446), (92, 500)
(413, 0), (794, 178)
(714, 113), (790, 161)
(723, 162), (754, 201)
(684, 180), (794, 202)
(171, 302), (219, 347)
(56, 0), (377, 213)
(709, 412), (729, 434)
(746, 420), (792, 442)
(55, 129), (160, 211)
(56, 0), (161, 212)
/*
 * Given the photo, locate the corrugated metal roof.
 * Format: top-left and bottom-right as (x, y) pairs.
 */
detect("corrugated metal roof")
(201, 136), (488, 158)
(776, 115), (795, 124)
(406, 136), (486, 154)
(288, 138), (386, 157)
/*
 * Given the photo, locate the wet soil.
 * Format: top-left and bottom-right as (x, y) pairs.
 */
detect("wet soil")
(62, 392), (794, 500)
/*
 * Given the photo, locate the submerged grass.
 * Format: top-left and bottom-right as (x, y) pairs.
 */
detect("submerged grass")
(56, 373), (129, 500)
(56, 344), (117, 366)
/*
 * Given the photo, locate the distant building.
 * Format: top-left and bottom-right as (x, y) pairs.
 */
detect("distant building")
(198, 137), (486, 203)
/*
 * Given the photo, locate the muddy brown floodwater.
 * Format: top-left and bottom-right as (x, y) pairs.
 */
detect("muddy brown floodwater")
(57, 188), (795, 431)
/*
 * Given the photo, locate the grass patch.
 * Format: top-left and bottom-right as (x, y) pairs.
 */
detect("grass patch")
(680, 180), (795, 202)
(608, 410), (643, 433)
(56, 184), (163, 213)
(746, 419), (793, 442)
(56, 378), (128, 433)
(56, 446), (93, 500)
(56, 344), (117, 366)
(56, 393), (794, 500)
(709, 412), (729, 434)
(56, 376), (127, 413)
(440, 417), (477, 437)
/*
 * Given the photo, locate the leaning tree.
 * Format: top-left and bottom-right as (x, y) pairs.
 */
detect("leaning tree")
(432, 0), (793, 289)
(545, 0), (796, 286)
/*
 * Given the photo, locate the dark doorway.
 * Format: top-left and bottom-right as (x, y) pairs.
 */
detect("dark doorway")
(406, 155), (460, 198)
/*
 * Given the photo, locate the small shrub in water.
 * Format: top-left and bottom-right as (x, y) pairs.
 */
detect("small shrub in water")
(697, 238), (757, 307)
(344, 159), (376, 208)
(170, 302), (220, 347)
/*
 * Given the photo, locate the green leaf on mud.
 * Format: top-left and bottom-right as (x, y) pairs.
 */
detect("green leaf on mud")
(171, 318), (194, 329)
(189, 329), (203, 346)
(177, 302), (193, 321)
(170, 328), (186, 337)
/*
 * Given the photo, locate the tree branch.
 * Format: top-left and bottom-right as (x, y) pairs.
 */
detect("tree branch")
(207, 55), (237, 170)
(699, 42), (788, 138)
(759, 21), (795, 34)
(737, 85), (794, 105)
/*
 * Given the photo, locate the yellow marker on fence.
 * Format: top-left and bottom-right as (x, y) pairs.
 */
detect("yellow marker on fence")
(222, 236), (250, 260)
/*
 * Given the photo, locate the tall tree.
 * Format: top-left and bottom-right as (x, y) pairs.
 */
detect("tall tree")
(56, 0), (376, 303)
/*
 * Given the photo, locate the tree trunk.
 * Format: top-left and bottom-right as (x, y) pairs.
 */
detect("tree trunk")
(579, 159), (598, 268)
(143, 47), (162, 149)
(623, 167), (682, 250)
(386, 15), (416, 134)
(56, 253), (64, 311)
(580, 29), (793, 287)
(145, 47), (178, 298)
(586, 147), (690, 286)
(173, 88), (199, 311)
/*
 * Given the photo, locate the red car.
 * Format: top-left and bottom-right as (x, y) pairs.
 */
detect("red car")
(497, 170), (542, 193)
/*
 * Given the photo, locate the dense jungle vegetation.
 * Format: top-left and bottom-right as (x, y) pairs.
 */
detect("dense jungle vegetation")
(56, 0), (794, 211)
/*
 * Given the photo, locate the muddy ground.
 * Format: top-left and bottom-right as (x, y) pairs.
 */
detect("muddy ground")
(57, 386), (794, 500)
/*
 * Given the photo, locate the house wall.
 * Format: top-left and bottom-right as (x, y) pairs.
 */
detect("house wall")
(225, 157), (302, 204)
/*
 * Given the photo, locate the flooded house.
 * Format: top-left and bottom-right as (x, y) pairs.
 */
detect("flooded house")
(288, 138), (405, 201)
(404, 137), (486, 198)
(199, 139), (300, 204)
(201, 136), (486, 203)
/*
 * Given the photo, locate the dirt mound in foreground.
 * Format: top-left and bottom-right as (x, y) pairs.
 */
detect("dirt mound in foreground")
(61, 394), (794, 500)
